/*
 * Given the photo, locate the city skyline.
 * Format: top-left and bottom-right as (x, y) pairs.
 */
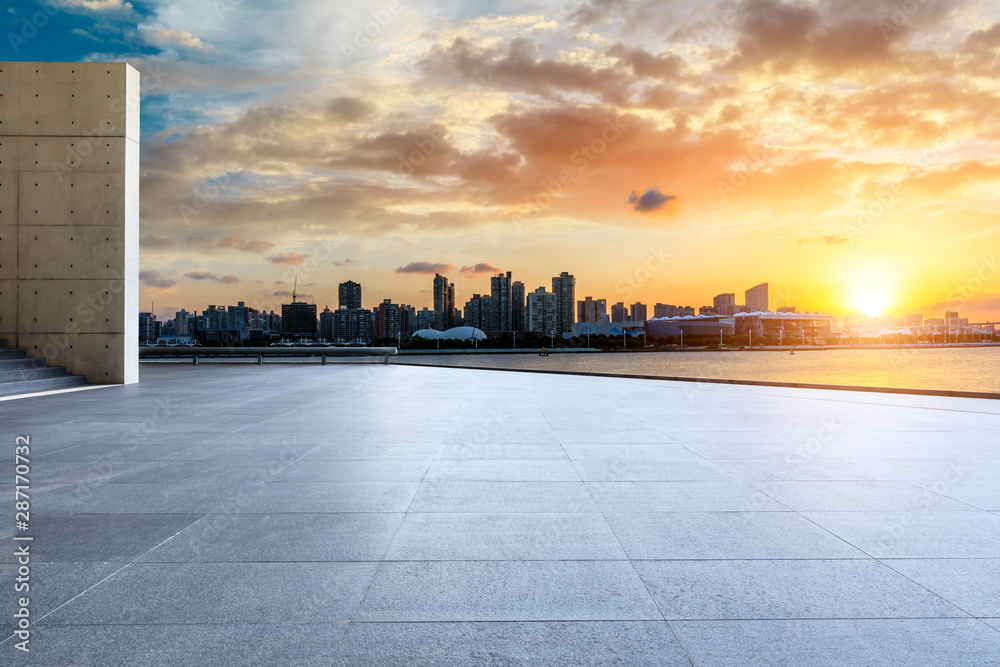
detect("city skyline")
(11, 1), (1000, 322)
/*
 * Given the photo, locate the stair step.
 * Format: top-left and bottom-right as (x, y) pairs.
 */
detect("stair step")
(0, 375), (88, 397)
(0, 366), (68, 383)
(0, 349), (28, 360)
(0, 357), (46, 370)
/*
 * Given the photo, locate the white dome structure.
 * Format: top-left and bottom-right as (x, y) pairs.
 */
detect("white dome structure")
(412, 327), (487, 341)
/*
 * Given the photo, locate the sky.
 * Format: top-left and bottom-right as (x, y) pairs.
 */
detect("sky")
(6, 0), (1000, 322)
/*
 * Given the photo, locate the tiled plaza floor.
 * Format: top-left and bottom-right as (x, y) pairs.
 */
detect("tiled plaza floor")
(2, 363), (999, 665)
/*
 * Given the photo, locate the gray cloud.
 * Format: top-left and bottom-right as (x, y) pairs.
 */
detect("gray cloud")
(139, 269), (176, 288)
(396, 261), (454, 274)
(626, 187), (678, 213)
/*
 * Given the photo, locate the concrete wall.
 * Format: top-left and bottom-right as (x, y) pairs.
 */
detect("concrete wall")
(0, 62), (139, 384)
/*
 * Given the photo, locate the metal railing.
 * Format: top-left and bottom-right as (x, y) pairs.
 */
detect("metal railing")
(139, 346), (398, 365)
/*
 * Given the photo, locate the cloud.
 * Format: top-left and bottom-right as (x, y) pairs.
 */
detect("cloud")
(217, 234), (275, 252)
(266, 252), (309, 265)
(151, 29), (212, 52)
(184, 271), (240, 284)
(139, 234), (172, 248)
(185, 236), (214, 249)
(395, 261), (454, 274)
(273, 291), (313, 298)
(139, 269), (176, 289)
(798, 235), (849, 246)
(326, 97), (375, 122)
(460, 263), (500, 275)
(57, 0), (130, 10)
(626, 187), (678, 214)
(334, 259), (353, 266)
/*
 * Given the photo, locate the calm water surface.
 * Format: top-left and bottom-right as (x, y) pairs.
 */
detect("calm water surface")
(395, 347), (1000, 394)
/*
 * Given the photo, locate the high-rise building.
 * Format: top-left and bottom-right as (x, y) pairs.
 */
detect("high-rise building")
(433, 274), (455, 330)
(904, 314), (923, 327)
(415, 307), (435, 331)
(463, 294), (494, 332)
(630, 302), (648, 322)
(745, 283), (769, 313)
(319, 306), (336, 340)
(713, 293), (736, 316)
(227, 301), (251, 329)
(334, 307), (373, 343)
(552, 271), (576, 334)
(612, 302), (629, 322)
(677, 306), (696, 317)
(577, 296), (607, 324)
(699, 306), (716, 316)
(339, 280), (362, 310)
(138, 312), (158, 341)
(653, 303), (676, 318)
(527, 287), (557, 334)
(374, 299), (407, 339)
(491, 271), (512, 332)
(281, 301), (318, 339)
(511, 281), (526, 332)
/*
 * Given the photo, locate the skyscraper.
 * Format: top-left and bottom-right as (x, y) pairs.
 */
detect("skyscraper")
(552, 271), (576, 334)
(463, 294), (493, 332)
(745, 283), (769, 313)
(281, 301), (317, 339)
(374, 299), (405, 339)
(491, 271), (512, 332)
(433, 273), (455, 330)
(339, 280), (362, 310)
(653, 303), (676, 319)
(577, 296), (607, 324)
(612, 302), (629, 322)
(630, 302), (647, 322)
(334, 308), (373, 343)
(511, 281), (526, 331)
(527, 287), (557, 334)
(713, 293), (736, 316)
(319, 306), (336, 340)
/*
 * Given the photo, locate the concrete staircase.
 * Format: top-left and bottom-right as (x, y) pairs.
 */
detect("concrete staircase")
(0, 340), (88, 397)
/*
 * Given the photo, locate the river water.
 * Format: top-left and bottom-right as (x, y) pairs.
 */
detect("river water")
(395, 346), (1000, 394)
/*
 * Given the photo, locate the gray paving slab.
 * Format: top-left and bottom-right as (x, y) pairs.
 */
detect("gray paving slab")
(44, 562), (379, 625)
(635, 559), (968, 620)
(332, 621), (690, 666)
(408, 481), (598, 513)
(561, 443), (708, 461)
(804, 511), (1000, 558)
(587, 481), (788, 512)
(669, 618), (1000, 667)
(140, 513), (405, 562)
(354, 561), (662, 621)
(384, 513), (627, 560)
(573, 458), (731, 481)
(0, 513), (202, 563)
(6, 623), (349, 667)
(751, 480), (979, 512)
(241, 481), (421, 513)
(302, 443), (442, 460)
(910, 478), (1000, 510)
(605, 511), (865, 560)
(434, 443), (569, 460)
(712, 457), (878, 481)
(0, 562), (121, 620)
(425, 459), (580, 481)
(555, 430), (673, 444)
(103, 460), (290, 483)
(881, 559), (1000, 617)
(268, 459), (431, 482)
